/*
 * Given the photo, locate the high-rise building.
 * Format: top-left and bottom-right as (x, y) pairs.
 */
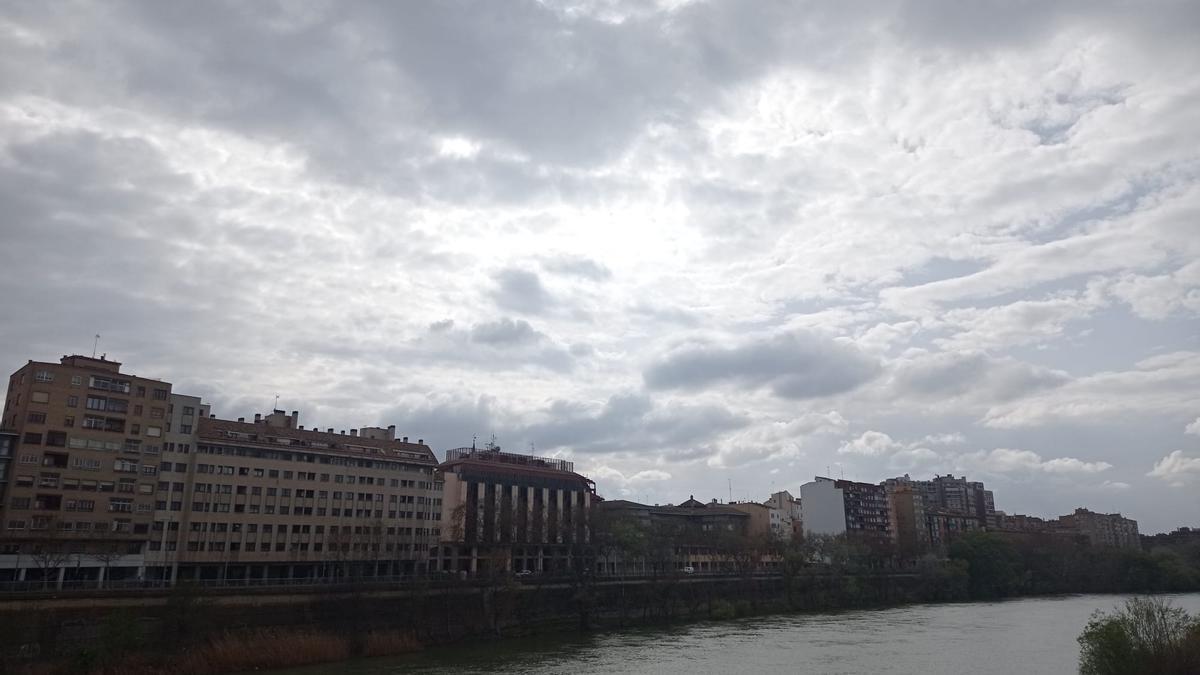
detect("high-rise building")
(1, 355), (184, 585)
(800, 477), (892, 547)
(1055, 508), (1140, 549)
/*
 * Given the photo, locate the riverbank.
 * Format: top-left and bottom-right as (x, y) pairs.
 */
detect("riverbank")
(0, 572), (932, 674)
(0, 573), (1192, 675)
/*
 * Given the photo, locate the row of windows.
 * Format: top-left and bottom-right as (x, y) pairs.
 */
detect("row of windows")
(6, 518), (140, 533)
(198, 444), (435, 477)
(174, 502), (440, 519)
(8, 496), (149, 513)
(176, 521), (436, 537)
(11, 475), (153, 493)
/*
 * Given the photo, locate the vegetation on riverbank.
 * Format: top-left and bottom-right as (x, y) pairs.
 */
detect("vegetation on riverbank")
(1078, 596), (1200, 675)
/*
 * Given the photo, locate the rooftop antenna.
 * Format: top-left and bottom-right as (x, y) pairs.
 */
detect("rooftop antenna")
(274, 394), (280, 410)
(728, 478), (732, 504)
(472, 434), (477, 451)
(92, 334), (100, 358)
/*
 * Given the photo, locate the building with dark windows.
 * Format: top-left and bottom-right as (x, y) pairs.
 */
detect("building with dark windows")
(595, 497), (751, 574)
(801, 477), (893, 548)
(0, 355), (185, 586)
(183, 411), (442, 582)
(434, 444), (595, 575)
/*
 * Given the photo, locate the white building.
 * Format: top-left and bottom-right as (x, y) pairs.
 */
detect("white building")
(799, 478), (846, 537)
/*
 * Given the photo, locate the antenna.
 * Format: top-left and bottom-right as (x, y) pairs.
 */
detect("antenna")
(92, 334), (100, 358)
(274, 394), (279, 410)
(728, 478), (732, 504)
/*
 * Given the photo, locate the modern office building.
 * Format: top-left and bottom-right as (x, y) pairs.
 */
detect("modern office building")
(435, 444), (595, 575)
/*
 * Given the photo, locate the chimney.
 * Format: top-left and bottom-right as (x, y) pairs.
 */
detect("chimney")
(327, 428), (333, 434)
(403, 436), (408, 443)
(210, 414), (216, 418)
(298, 425), (305, 430)
(340, 430), (346, 435)
(417, 439), (423, 445)
(291, 410), (299, 428)
(254, 413), (261, 423)
(350, 429), (358, 437)
(237, 417), (245, 423)
(387, 424), (396, 441)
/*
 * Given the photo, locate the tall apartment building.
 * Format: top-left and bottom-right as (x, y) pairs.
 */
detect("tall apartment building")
(800, 477), (892, 548)
(435, 445), (595, 575)
(885, 482), (930, 556)
(177, 410), (442, 582)
(0, 355), (181, 585)
(1055, 508), (1140, 549)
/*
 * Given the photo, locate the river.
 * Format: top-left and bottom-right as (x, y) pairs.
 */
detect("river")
(277, 593), (1200, 674)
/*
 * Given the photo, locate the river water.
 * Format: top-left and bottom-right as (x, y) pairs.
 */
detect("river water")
(280, 593), (1200, 674)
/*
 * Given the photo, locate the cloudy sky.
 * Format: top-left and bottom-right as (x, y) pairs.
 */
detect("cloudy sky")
(2, 1), (1198, 532)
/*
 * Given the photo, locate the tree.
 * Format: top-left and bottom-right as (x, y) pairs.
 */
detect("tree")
(1078, 596), (1200, 675)
(947, 531), (1024, 599)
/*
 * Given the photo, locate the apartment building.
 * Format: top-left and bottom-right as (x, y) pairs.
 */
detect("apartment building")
(764, 490), (801, 541)
(885, 483), (930, 556)
(596, 497), (751, 574)
(176, 410), (442, 581)
(435, 445), (595, 575)
(800, 477), (892, 548)
(0, 355), (182, 585)
(1055, 508), (1140, 549)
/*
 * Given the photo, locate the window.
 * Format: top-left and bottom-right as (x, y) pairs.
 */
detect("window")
(66, 395), (79, 408)
(7, 520), (27, 530)
(133, 404), (143, 415)
(131, 424), (141, 435)
(23, 432), (42, 444)
(153, 389), (168, 401)
(11, 497), (31, 509)
(44, 431), (67, 447)
(109, 498), (133, 513)
(150, 408), (164, 419)
(34, 370), (54, 383)
(146, 426), (161, 438)
(183, 406), (194, 416)
(70, 375), (82, 386)
(64, 416), (74, 427)
(180, 424), (192, 434)
(136, 385), (146, 398)
(31, 391), (50, 404)
(26, 412), (46, 424)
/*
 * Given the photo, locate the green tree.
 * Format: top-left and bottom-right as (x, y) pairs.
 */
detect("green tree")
(1078, 596), (1200, 675)
(947, 532), (1023, 599)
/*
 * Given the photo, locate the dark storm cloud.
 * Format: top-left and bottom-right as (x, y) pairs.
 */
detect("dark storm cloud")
(644, 332), (881, 399)
(491, 268), (555, 315)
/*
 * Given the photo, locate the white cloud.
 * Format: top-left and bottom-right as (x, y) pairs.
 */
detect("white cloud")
(957, 448), (1112, 475)
(1147, 451), (1200, 487)
(1187, 418), (1200, 436)
(838, 430), (902, 457)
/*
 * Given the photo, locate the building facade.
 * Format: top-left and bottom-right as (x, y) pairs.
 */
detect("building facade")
(178, 411), (443, 581)
(800, 477), (892, 547)
(1055, 508), (1140, 549)
(435, 445), (595, 575)
(0, 356), (180, 585)
(595, 497), (751, 574)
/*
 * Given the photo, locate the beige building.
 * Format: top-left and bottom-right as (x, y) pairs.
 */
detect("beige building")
(0, 355), (181, 585)
(175, 410), (442, 582)
(435, 445), (595, 575)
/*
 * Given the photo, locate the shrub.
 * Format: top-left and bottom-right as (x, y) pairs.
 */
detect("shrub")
(1078, 596), (1200, 675)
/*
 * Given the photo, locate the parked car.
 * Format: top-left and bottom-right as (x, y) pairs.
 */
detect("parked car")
(682, 566), (696, 574)
(515, 569), (535, 578)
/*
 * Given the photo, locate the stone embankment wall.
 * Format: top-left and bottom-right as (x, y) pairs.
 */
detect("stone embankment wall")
(0, 574), (923, 673)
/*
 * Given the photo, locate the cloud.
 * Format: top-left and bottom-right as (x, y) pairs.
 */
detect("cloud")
(838, 430), (902, 457)
(541, 255), (613, 281)
(891, 351), (1069, 409)
(644, 331), (880, 399)
(491, 268), (555, 315)
(1147, 451), (1200, 487)
(521, 393), (748, 456)
(958, 448), (1112, 475)
(1186, 418), (1200, 436)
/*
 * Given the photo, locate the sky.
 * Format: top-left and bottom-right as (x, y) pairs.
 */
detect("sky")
(1, 1), (1198, 533)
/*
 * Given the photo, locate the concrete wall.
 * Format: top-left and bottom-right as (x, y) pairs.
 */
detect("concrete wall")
(800, 480), (845, 537)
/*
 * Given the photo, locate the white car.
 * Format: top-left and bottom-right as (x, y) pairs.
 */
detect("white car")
(682, 566), (696, 574)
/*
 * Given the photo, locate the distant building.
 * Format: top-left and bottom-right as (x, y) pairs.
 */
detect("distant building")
(435, 444), (595, 575)
(886, 482), (929, 556)
(800, 477), (892, 548)
(1055, 508), (1139, 549)
(728, 501), (772, 539)
(596, 497), (750, 574)
(764, 490), (801, 541)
